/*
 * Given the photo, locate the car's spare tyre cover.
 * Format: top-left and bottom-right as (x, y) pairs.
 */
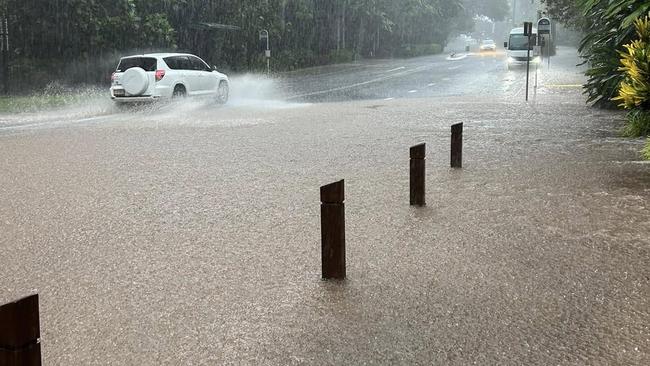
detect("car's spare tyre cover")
(122, 67), (149, 96)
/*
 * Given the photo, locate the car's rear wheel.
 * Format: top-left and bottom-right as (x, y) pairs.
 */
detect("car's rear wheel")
(216, 81), (229, 105)
(172, 85), (186, 99)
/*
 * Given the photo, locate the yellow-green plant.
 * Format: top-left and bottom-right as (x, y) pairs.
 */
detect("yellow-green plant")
(643, 141), (650, 159)
(613, 15), (650, 158)
(614, 15), (650, 109)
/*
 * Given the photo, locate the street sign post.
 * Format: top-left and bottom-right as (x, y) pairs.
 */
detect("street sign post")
(537, 18), (551, 34)
(523, 22), (533, 101)
(538, 18), (551, 69)
(523, 21), (532, 37)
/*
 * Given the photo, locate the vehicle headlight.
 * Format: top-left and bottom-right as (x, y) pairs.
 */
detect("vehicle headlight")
(532, 57), (541, 63)
(507, 57), (516, 63)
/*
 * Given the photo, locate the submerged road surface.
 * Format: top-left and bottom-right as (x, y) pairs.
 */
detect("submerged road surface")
(1, 48), (649, 365)
(278, 48), (583, 102)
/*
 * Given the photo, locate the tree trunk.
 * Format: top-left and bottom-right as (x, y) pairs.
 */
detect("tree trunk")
(356, 15), (365, 56)
(342, 1), (346, 50)
(336, 1), (341, 51)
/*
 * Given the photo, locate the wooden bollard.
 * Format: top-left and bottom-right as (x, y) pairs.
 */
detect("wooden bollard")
(320, 180), (345, 280)
(451, 123), (463, 168)
(410, 143), (426, 206)
(0, 294), (41, 366)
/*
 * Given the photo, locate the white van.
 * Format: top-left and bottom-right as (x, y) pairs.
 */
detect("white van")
(504, 27), (540, 70)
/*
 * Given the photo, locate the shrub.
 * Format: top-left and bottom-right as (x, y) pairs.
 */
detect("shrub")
(579, 0), (650, 107)
(643, 139), (650, 159)
(612, 15), (650, 142)
(327, 49), (358, 64)
(614, 16), (650, 111)
(621, 110), (650, 137)
(612, 15), (650, 160)
(398, 43), (443, 58)
(266, 49), (317, 71)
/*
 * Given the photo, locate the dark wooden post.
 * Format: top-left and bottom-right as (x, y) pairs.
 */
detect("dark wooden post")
(410, 143), (426, 206)
(451, 123), (463, 168)
(0, 294), (41, 366)
(320, 180), (345, 280)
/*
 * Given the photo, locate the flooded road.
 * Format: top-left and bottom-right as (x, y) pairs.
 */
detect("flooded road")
(0, 47), (582, 132)
(1, 48), (649, 364)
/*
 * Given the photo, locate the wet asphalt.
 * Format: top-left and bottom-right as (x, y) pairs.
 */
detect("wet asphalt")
(0, 48), (649, 365)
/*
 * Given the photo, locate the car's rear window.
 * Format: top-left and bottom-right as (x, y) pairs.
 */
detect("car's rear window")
(116, 57), (157, 72)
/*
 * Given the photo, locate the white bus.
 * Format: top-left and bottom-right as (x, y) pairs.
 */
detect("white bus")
(504, 27), (541, 70)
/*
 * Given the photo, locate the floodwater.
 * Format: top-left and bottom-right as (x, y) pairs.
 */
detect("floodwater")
(1, 49), (649, 365)
(0, 74), (303, 132)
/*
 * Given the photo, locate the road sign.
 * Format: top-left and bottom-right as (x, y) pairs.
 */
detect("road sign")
(523, 22), (533, 37)
(259, 30), (269, 52)
(537, 18), (551, 34)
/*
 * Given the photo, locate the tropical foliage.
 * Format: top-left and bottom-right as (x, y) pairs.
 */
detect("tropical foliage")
(578, 0), (650, 107)
(541, 0), (650, 107)
(536, 2), (650, 157)
(642, 136), (650, 159)
(614, 16), (650, 110)
(611, 15), (650, 157)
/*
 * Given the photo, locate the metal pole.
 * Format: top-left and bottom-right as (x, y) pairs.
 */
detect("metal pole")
(0, 17), (3, 72)
(525, 35), (530, 102)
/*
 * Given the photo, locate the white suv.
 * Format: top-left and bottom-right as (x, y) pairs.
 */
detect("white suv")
(110, 53), (229, 104)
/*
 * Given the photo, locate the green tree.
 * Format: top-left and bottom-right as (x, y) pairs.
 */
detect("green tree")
(468, 0), (510, 22)
(540, 0), (583, 29)
(3, 0), (469, 90)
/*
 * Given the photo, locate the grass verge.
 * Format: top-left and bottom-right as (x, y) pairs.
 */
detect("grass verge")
(622, 109), (650, 137)
(0, 94), (92, 114)
(642, 139), (650, 160)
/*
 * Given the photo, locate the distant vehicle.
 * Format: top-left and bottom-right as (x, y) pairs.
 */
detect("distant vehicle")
(479, 39), (496, 52)
(110, 53), (229, 104)
(504, 27), (540, 70)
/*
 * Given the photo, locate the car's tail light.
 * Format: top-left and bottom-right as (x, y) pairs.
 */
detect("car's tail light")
(155, 70), (165, 81)
(111, 72), (116, 81)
